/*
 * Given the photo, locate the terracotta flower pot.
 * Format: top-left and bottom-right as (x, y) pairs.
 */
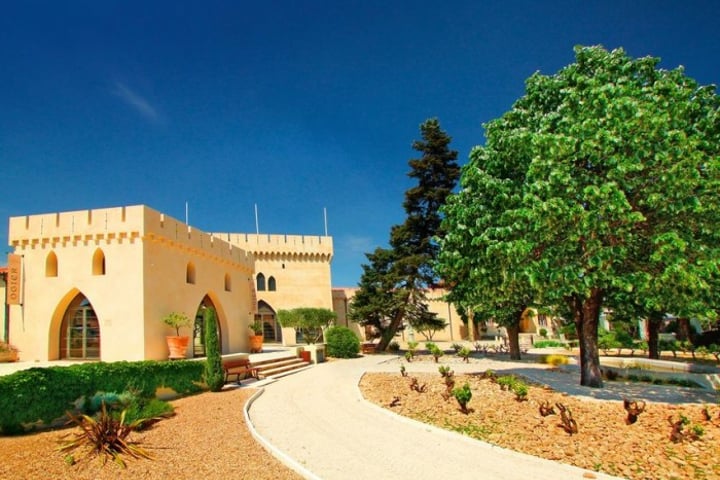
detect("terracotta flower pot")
(166, 336), (190, 359)
(0, 350), (18, 363)
(249, 335), (263, 353)
(300, 350), (311, 363)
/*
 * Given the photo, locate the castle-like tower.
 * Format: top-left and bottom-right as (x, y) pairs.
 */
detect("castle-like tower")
(6, 205), (333, 362)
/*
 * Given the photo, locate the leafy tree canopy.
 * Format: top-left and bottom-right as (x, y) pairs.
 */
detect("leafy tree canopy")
(438, 45), (720, 386)
(278, 308), (336, 344)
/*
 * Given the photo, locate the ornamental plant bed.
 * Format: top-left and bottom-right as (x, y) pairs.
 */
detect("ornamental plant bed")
(359, 372), (720, 480)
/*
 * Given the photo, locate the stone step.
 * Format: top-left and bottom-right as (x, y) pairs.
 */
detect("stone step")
(254, 356), (310, 379)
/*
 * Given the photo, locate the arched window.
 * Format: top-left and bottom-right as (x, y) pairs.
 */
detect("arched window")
(186, 262), (196, 284)
(92, 248), (106, 275)
(46, 251), (58, 277)
(268, 276), (277, 291)
(224, 273), (232, 292)
(60, 293), (100, 359)
(256, 273), (266, 291)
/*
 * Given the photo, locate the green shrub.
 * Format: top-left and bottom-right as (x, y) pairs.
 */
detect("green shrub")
(203, 307), (224, 392)
(450, 343), (463, 353)
(123, 398), (174, 427)
(452, 383), (472, 413)
(532, 340), (566, 349)
(538, 328), (547, 338)
(429, 344), (444, 362)
(512, 382), (529, 401)
(438, 365), (453, 378)
(541, 354), (569, 366)
(388, 341), (400, 352)
(496, 375), (518, 391)
(457, 346), (471, 363)
(0, 360), (203, 435)
(325, 326), (360, 358)
(407, 341), (419, 354)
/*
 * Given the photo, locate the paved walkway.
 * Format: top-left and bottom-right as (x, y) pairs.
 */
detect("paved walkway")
(247, 354), (628, 480)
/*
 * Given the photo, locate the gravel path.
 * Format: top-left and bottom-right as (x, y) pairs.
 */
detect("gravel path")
(248, 355), (624, 480)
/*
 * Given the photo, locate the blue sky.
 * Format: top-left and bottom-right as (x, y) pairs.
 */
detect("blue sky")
(1, 1), (719, 287)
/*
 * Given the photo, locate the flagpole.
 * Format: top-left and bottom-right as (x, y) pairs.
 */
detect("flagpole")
(323, 207), (328, 236)
(254, 204), (259, 235)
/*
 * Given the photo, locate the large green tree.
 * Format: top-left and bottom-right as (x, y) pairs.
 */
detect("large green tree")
(440, 46), (720, 387)
(438, 103), (541, 360)
(349, 118), (460, 351)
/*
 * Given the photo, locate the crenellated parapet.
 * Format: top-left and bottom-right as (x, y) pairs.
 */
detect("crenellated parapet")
(9, 205), (145, 248)
(8, 205), (254, 272)
(215, 233), (333, 263)
(143, 208), (253, 271)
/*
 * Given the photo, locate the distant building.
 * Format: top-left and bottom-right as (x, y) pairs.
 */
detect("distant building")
(332, 287), (558, 344)
(4, 205), (332, 362)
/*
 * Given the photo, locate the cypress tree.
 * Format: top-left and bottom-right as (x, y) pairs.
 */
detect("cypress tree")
(203, 307), (224, 392)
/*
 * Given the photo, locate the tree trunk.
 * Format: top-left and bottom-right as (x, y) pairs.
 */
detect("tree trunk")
(505, 305), (525, 360)
(506, 323), (521, 360)
(647, 312), (662, 360)
(467, 308), (475, 342)
(571, 289), (604, 388)
(676, 317), (692, 342)
(377, 292), (412, 351)
(377, 309), (404, 352)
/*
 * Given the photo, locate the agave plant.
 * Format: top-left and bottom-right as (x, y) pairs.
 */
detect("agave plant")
(58, 402), (154, 468)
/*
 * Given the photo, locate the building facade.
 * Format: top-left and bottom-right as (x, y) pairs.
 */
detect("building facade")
(5, 205), (333, 362)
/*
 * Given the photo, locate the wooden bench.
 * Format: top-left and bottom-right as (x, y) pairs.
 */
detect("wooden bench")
(222, 358), (259, 384)
(361, 343), (377, 354)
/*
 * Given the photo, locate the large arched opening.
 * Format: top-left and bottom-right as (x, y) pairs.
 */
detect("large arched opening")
(58, 292), (101, 360)
(256, 300), (282, 343)
(192, 294), (224, 357)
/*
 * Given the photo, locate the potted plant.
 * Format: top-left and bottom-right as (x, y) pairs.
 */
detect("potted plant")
(0, 341), (19, 363)
(163, 312), (192, 359)
(277, 307), (336, 363)
(249, 319), (264, 353)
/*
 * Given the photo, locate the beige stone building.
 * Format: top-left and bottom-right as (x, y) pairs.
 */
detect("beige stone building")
(4, 205), (333, 362)
(332, 287), (557, 344)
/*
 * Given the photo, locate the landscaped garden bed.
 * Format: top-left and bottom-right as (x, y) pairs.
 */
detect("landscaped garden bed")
(360, 366), (720, 480)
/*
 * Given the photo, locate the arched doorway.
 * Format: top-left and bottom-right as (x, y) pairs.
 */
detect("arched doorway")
(193, 295), (222, 357)
(59, 293), (101, 359)
(257, 300), (282, 343)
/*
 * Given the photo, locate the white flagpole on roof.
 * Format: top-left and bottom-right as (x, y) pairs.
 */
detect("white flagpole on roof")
(324, 207), (328, 236)
(254, 204), (260, 235)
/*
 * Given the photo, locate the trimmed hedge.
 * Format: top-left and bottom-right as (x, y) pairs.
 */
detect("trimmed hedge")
(325, 326), (360, 358)
(0, 360), (204, 434)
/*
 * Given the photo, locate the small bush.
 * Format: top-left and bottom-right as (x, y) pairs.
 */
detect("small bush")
(438, 365), (453, 378)
(496, 375), (518, 391)
(450, 343), (463, 353)
(541, 354), (569, 367)
(457, 347), (471, 363)
(452, 383), (472, 413)
(430, 344), (445, 363)
(404, 351), (413, 362)
(512, 382), (529, 401)
(539, 328), (547, 338)
(325, 326), (360, 358)
(388, 341), (400, 352)
(533, 340), (566, 349)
